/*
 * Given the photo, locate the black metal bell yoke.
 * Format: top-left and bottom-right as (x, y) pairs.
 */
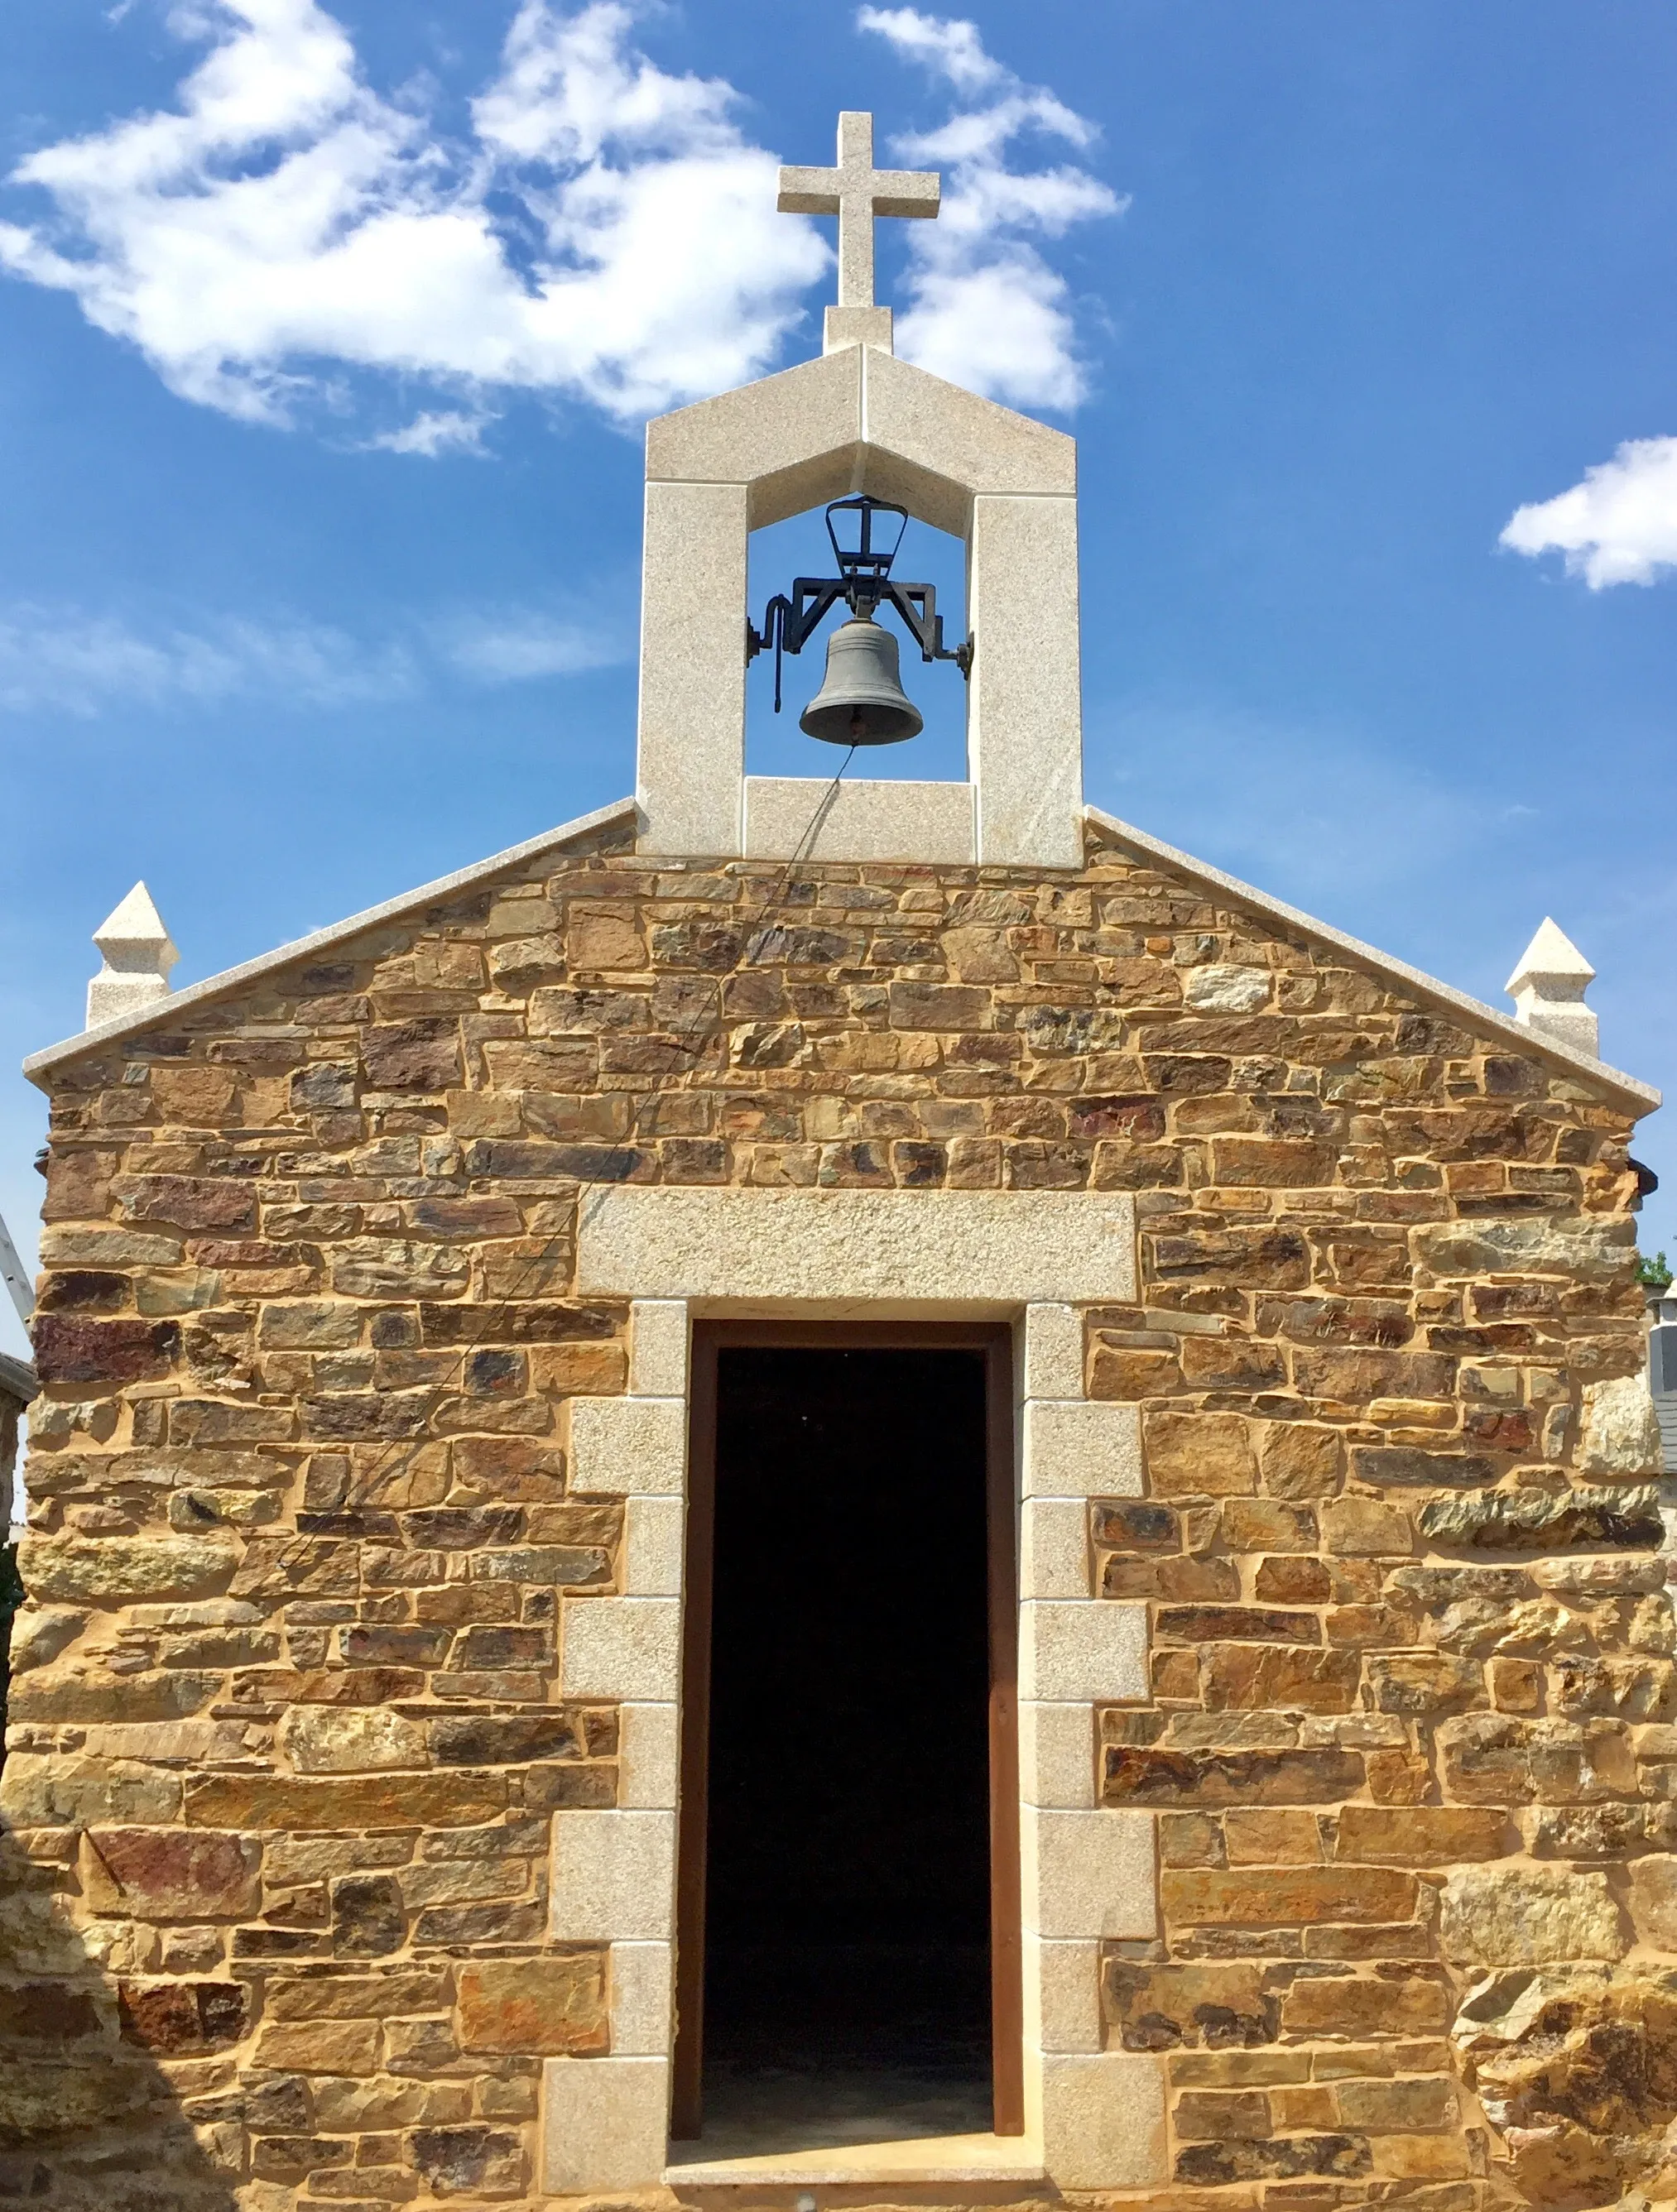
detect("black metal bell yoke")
(746, 496), (971, 745)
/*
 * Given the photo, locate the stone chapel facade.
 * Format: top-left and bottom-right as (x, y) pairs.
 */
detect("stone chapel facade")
(3, 113), (1675, 2212)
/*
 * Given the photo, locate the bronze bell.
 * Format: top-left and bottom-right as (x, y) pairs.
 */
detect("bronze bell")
(799, 614), (924, 745)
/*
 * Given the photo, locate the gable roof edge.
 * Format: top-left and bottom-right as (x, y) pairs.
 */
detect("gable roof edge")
(23, 798), (639, 1089)
(1084, 804), (1660, 1119)
(0, 1351), (37, 1407)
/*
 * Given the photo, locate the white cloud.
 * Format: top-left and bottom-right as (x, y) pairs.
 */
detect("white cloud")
(2, 0), (1119, 436)
(853, 8), (1005, 97)
(0, 607), (416, 714)
(0, 0), (828, 431)
(366, 409), (495, 457)
(444, 610), (629, 681)
(1501, 434), (1677, 588)
(858, 6), (1121, 409)
(0, 598), (632, 715)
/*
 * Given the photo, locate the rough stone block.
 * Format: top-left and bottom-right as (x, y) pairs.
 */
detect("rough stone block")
(185, 1772), (504, 1831)
(1336, 1805), (1512, 1864)
(1259, 1422), (1343, 1498)
(1144, 1412), (1255, 1499)
(278, 1705), (426, 1774)
(1280, 1972), (1451, 2039)
(1183, 964), (1271, 1013)
(118, 1979), (247, 2055)
(550, 1811), (675, 1941)
(0, 1752), (181, 1827)
(40, 1226), (180, 1266)
(1163, 1866), (1416, 1927)
(458, 1956), (608, 2056)
(1578, 1373), (1664, 1475)
(1322, 1496), (1413, 1556)
(258, 1301), (363, 1350)
(1203, 1644), (1360, 1713)
(1412, 1213), (1631, 1284)
(1103, 1957), (1274, 2051)
(1630, 1855), (1677, 1948)
(82, 1828), (260, 1920)
(1419, 1484), (1660, 1552)
(254, 2018), (378, 2075)
(20, 1533), (238, 1604)
(409, 2123), (526, 2195)
(1337, 2076), (1458, 2132)
(1440, 1864), (1628, 1965)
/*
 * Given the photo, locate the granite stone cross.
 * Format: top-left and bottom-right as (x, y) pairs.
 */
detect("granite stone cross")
(777, 111), (939, 311)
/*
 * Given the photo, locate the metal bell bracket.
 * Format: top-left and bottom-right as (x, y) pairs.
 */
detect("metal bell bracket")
(746, 496), (974, 713)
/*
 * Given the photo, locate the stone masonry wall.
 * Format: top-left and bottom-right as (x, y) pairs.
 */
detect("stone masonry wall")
(1, 1391), (20, 1534)
(0, 813), (1668, 2212)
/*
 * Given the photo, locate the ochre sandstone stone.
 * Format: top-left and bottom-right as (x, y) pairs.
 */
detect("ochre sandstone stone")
(1335, 1804), (1512, 1863)
(1577, 1371), (1665, 1475)
(18, 1532), (238, 1602)
(1161, 1867), (1417, 1927)
(82, 1828), (261, 1919)
(184, 1773), (506, 1829)
(1440, 1864), (1629, 1965)
(1628, 1855), (1677, 1948)
(456, 1955), (608, 2054)
(118, 1978), (248, 2054)
(7, 822), (1662, 2208)
(1144, 1412), (1256, 1499)
(276, 1703), (428, 1773)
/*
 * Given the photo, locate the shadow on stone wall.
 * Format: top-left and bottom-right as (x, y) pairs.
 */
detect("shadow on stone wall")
(0, 1548), (21, 1752)
(0, 1543), (22, 1754)
(0, 1828), (241, 2210)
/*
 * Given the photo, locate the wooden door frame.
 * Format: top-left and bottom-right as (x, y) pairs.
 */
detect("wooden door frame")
(670, 1319), (1024, 2141)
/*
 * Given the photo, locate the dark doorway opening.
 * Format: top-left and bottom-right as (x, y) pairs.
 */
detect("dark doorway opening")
(675, 1327), (1020, 2153)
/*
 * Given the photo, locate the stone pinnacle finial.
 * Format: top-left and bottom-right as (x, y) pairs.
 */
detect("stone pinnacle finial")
(86, 882), (179, 1029)
(1506, 916), (1598, 1058)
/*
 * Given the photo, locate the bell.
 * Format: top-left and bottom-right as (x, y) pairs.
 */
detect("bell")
(799, 615), (924, 745)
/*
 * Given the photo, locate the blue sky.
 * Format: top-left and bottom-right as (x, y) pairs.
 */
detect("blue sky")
(3, 0), (1677, 1370)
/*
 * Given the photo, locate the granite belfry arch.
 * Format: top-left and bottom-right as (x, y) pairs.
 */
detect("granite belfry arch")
(635, 341), (1084, 869)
